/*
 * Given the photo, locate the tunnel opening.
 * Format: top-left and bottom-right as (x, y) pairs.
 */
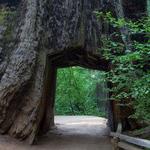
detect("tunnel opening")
(40, 48), (115, 135)
(53, 66), (110, 139)
(55, 66), (108, 117)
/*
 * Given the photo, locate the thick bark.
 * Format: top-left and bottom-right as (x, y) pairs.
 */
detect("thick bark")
(0, 0), (108, 144)
(0, 0), (44, 143)
(0, 0), (146, 144)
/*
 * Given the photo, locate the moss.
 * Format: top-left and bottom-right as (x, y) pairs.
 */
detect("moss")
(0, 9), (7, 24)
(0, 7), (17, 49)
(3, 25), (13, 42)
(0, 8), (16, 25)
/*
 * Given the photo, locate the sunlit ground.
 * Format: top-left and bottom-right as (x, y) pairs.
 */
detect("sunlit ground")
(53, 116), (110, 136)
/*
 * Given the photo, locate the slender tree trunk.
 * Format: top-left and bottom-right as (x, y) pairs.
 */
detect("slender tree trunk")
(113, 0), (132, 52)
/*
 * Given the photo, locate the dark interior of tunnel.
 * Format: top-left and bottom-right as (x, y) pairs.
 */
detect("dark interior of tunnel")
(49, 48), (110, 71)
(40, 48), (116, 133)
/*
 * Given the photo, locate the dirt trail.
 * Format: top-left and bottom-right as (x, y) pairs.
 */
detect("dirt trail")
(0, 116), (112, 150)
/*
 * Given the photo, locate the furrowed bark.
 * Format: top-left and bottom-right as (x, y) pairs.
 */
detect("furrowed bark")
(0, 0), (145, 144)
(0, 0), (106, 144)
(0, 0), (43, 143)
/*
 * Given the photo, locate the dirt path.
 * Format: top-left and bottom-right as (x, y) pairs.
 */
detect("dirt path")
(0, 116), (112, 150)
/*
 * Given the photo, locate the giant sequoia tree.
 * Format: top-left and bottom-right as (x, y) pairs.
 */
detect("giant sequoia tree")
(0, 0), (148, 144)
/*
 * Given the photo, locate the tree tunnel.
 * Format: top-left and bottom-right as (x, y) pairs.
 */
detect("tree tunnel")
(1, 0), (147, 144)
(39, 48), (116, 134)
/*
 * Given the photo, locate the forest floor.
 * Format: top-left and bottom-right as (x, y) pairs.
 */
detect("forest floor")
(0, 116), (112, 150)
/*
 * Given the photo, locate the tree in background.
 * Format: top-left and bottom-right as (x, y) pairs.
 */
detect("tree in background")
(55, 67), (107, 117)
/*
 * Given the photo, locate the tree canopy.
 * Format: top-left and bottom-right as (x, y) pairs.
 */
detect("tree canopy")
(55, 67), (107, 117)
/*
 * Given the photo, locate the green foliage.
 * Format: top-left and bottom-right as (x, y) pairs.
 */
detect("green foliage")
(95, 11), (150, 122)
(55, 67), (107, 117)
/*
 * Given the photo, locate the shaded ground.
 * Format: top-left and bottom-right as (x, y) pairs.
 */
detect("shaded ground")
(0, 116), (112, 150)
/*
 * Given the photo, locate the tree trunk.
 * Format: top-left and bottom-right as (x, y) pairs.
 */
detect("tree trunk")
(0, 0), (145, 144)
(0, 0), (108, 144)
